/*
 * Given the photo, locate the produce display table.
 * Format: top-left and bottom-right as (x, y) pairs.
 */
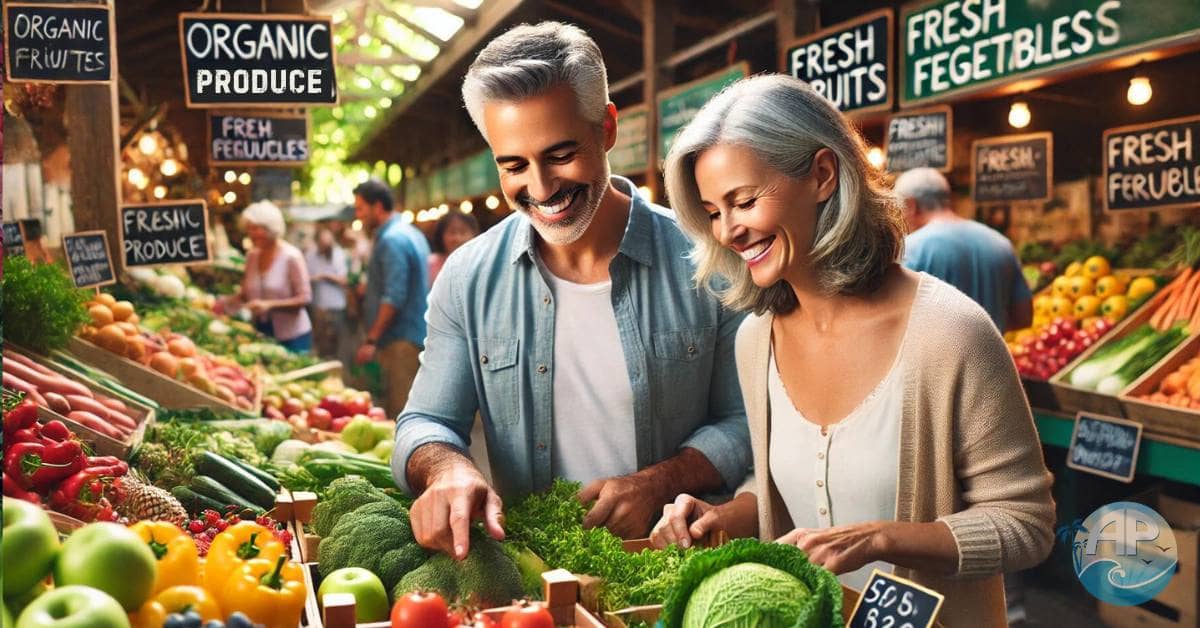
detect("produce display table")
(1033, 410), (1200, 487)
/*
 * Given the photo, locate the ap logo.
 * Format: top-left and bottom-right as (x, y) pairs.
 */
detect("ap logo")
(1062, 501), (1178, 606)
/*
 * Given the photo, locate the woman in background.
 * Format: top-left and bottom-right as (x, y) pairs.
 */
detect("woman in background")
(427, 210), (480, 286)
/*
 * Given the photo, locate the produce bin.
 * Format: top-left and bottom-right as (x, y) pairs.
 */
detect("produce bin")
(1119, 333), (1200, 445)
(600, 585), (913, 627)
(270, 360), (344, 384)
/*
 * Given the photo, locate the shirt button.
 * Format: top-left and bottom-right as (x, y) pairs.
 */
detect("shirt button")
(816, 479), (824, 488)
(817, 452), (825, 460)
(537, 364), (547, 374)
(687, 345), (696, 355)
(480, 355), (489, 365)
(819, 507), (828, 515)
(543, 296), (551, 305)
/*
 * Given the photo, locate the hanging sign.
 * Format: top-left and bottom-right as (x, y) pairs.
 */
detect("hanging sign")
(885, 105), (953, 173)
(3, 222), (26, 257)
(179, 13), (338, 108)
(1103, 114), (1200, 212)
(784, 9), (893, 115)
(62, 230), (115, 288)
(901, 0), (1200, 106)
(120, 200), (212, 267)
(1067, 412), (1142, 483)
(847, 569), (945, 628)
(3, 2), (114, 83)
(208, 112), (310, 167)
(659, 63), (749, 158)
(610, 104), (649, 176)
(971, 132), (1052, 203)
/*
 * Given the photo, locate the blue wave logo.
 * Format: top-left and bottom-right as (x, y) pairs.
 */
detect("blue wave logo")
(1059, 502), (1177, 606)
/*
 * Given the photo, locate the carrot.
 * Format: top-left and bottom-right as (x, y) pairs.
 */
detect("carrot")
(1179, 271), (1200, 325)
(1153, 268), (1193, 329)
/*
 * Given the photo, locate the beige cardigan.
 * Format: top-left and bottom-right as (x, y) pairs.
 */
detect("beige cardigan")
(737, 275), (1055, 628)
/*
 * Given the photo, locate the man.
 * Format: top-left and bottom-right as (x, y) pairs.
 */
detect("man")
(896, 167), (1032, 331)
(395, 21), (751, 560)
(306, 226), (350, 359)
(353, 179), (430, 419)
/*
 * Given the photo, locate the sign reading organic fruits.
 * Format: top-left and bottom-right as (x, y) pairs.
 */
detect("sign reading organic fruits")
(62, 230), (116, 288)
(3, 2), (114, 83)
(847, 569), (944, 628)
(120, 200), (211, 267)
(208, 112), (309, 167)
(1103, 114), (1200, 212)
(885, 106), (952, 173)
(785, 9), (893, 114)
(971, 132), (1052, 203)
(1068, 412), (1142, 482)
(3, 221), (26, 257)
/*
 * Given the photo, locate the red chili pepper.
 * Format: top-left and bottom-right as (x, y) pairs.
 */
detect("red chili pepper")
(30, 439), (84, 492)
(50, 468), (116, 521)
(11, 426), (44, 444)
(40, 420), (72, 442)
(85, 455), (121, 467)
(4, 442), (46, 490)
(84, 461), (128, 477)
(3, 400), (38, 438)
(3, 471), (42, 504)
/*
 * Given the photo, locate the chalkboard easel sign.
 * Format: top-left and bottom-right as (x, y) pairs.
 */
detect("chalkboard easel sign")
(1103, 114), (1200, 213)
(62, 230), (116, 289)
(3, 2), (115, 84)
(1067, 412), (1143, 483)
(847, 569), (945, 628)
(885, 105), (953, 173)
(207, 111), (310, 167)
(3, 221), (26, 257)
(120, 200), (212, 268)
(971, 132), (1053, 204)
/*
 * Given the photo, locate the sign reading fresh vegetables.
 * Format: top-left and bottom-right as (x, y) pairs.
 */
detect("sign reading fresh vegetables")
(62, 230), (115, 288)
(885, 106), (952, 173)
(208, 112), (309, 166)
(1067, 412), (1142, 482)
(972, 132), (1052, 203)
(3, 221), (25, 257)
(3, 2), (114, 83)
(785, 9), (893, 114)
(1103, 114), (1200, 212)
(847, 569), (944, 628)
(120, 201), (211, 267)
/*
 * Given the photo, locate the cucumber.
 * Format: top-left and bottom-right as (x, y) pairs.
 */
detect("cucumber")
(171, 486), (225, 516)
(190, 475), (264, 514)
(227, 456), (281, 492)
(195, 451), (276, 509)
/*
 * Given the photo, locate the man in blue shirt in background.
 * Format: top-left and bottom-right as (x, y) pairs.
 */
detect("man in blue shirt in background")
(896, 167), (1032, 332)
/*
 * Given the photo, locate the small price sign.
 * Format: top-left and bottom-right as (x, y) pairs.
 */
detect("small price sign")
(847, 570), (944, 628)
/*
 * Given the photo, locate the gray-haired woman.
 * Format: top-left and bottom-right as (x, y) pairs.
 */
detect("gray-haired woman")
(649, 74), (1054, 627)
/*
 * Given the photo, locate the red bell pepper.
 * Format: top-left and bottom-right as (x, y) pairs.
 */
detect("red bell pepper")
(3, 471), (42, 503)
(5, 442), (46, 489)
(50, 468), (121, 522)
(30, 439), (85, 492)
(40, 420), (72, 442)
(3, 400), (38, 439)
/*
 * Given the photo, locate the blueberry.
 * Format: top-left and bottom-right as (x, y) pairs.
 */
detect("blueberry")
(163, 615), (187, 628)
(203, 621), (226, 628)
(225, 612), (254, 628)
(182, 610), (203, 628)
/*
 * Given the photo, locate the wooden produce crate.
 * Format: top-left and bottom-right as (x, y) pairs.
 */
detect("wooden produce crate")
(1120, 333), (1200, 445)
(270, 360), (344, 384)
(601, 585), (876, 627)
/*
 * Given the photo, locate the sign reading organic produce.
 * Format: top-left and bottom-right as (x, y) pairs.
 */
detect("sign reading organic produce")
(120, 200), (212, 268)
(62, 230), (115, 288)
(900, 0), (1200, 106)
(785, 9), (893, 115)
(1103, 114), (1200, 212)
(1067, 412), (1142, 483)
(847, 569), (945, 628)
(3, 221), (26, 257)
(885, 105), (952, 173)
(208, 112), (309, 167)
(3, 3), (114, 84)
(659, 63), (748, 158)
(610, 104), (649, 176)
(179, 13), (337, 107)
(971, 132), (1053, 203)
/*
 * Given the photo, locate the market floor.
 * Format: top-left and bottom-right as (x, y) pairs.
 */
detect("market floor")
(1015, 584), (1107, 627)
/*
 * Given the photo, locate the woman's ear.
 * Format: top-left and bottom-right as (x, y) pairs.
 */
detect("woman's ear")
(812, 148), (839, 203)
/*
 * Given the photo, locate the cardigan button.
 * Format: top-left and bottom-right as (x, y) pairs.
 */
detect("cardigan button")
(819, 507), (828, 515)
(816, 479), (824, 488)
(817, 452), (824, 460)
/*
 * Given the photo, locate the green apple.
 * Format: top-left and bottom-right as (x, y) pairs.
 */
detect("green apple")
(371, 439), (394, 462)
(318, 567), (389, 622)
(53, 523), (156, 612)
(6, 582), (48, 620)
(370, 421), (394, 443)
(3, 596), (13, 628)
(15, 586), (129, 628)
(2, 500), (60, 597)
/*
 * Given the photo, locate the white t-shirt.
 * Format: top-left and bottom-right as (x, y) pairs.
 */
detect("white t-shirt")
(544, 270), (638, 484)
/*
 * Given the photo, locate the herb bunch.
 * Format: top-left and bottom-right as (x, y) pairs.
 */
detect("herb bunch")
(2, 257), (90, 352)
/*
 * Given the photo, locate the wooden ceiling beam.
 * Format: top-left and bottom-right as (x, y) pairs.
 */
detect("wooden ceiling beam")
(404, 0), (475, 21)
(374, 1), (446, 46)
(541, 0), (640, 42)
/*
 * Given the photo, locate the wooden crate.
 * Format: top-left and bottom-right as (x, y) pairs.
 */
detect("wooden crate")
(270, 360), (343, 384)
(1120, 333), (1200, 445)
(602, 585), (874, 627)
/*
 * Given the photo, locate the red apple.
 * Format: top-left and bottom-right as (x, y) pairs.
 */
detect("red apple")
(331, 416), (351, 432)
(319, 395), (349, 419)
(308, 407), (334, 431)
(344, 396), (371, 416)
(367, 406), (387, 421)
(281, 398), (305, 418)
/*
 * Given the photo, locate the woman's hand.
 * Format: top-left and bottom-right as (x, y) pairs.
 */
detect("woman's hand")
(649, 494), (717, 549)
(246, 300), (272, 317)
(777, 522), (889, 575)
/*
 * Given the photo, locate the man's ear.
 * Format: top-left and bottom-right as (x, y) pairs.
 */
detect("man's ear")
(602, 102), (618, 151)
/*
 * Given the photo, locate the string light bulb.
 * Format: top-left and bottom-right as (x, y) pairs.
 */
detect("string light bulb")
(460, 200), (473, 213)
(485, 195), (500, 210)
(127, 168), (146, 187)
(1008, 101), (1031, 129)
(223, 191), (237, 204)
(1127, 75), (1152, 106)
(867, 146), (885, 169)
(224, 170), (237, 183)
(238, 172), (252, 185)
(401, 211), (415, 223)
(138, 134), (158, 156)
(160, 159), (180, 177)
(153, 185), (167, 199)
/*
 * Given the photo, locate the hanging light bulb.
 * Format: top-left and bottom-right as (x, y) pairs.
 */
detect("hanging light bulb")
(223, 191), (237, 204)
(485, 195), (500, 210)
(1008, 101), (1031, 129)
(153, 185), (167, 199)
(138, 133), (158, 156)
(401, 210), (415, 223)
(459, 200), (474, 213)
(867, 146), (885, 169)
(127, 167), (146, 187)
(160, 159), (179, 177)
(1127, 75), (1152, 106)
(224, 170), (237, 183)
(238, 172), (252, 185)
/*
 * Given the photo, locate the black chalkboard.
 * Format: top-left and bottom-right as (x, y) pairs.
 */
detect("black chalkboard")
(886, 106), (952, 173)
(1068, 412), (1142, 483)
(785, 9), (893, 115)
(120, 201), (211, 268)
(847, 569), (945, 628)
(63, 230), (115, 288)
(1103, 114), (1200, 212)
(179, 13), (337, 107)
(208, 112), (309, 167)
(3, 222), (25, 257)
(972, 132), (1053, 204)
(3, 3), (113, 83)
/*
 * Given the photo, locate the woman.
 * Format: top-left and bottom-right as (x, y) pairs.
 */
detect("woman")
(427, 210), (480, 286)
(650, 75), (1054, 627)
(305, 227), (350, 359)
(219, 201), (313, 352)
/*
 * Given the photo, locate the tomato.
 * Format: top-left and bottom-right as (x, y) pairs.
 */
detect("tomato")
(345, 395), (371, 416)
(391, 591), (449, 628)
(499, 602), (554, 628)
(467, 614), (497, 628)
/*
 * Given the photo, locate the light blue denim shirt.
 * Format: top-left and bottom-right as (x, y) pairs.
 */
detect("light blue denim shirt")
(392, 177), (751, 498)
(364, 214), (430, 348)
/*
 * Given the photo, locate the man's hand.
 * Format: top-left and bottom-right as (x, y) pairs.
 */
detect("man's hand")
(578, 475), (667, 540)
(410, 457), (504, 560)
(354, 342), (376, 365)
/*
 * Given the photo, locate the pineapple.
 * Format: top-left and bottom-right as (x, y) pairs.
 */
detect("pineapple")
(117, 474), (188, 526)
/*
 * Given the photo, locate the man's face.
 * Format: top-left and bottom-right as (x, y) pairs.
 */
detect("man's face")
(483, 84), (615, 246)
(354, 194), (383, 231)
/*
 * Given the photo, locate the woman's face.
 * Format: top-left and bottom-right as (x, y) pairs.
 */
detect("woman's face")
(443, 220), (478, 254)
(246, 222), (274, 249)
(695, 143), (838, 288)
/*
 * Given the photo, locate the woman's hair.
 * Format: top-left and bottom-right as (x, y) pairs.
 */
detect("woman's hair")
(241, 200), (286, 240)
(432, 211), (481, 254)
(664, 74), (905, 315)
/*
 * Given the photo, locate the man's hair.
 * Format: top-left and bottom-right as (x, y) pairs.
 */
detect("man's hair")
(353, 178), (394, 212)
(893, 167), (952, 212)
(462, 21), (608, 142)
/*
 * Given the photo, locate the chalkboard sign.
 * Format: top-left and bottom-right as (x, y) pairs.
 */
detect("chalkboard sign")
(971, 132), (1053, 204)
(1067, 412), (1142, 483)
(847, 569), (945, 628)
(658, 63), (748, 158)
(785, 9), (893, 115)
(3, 3), (114, 84)
(3, 222), (25, 257)
(208, 112), (309, 167)
(179, 13), (337, 108)
(62, 230), (115, 288)
(1103, 114), (1200, 212)
(120, 200), (212, 268)
(885, 106), (952, 173)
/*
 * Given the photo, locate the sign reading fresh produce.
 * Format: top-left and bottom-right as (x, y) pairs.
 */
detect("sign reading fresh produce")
(885, 106), (952, 173)
(1067, 412), (1142, 482)
(120, 200), (211, 267)
(3, 221), (25, 257)
(971, 132), (1053, 203)
(3, 2), (114, 83)
(901, 0), (1200, 105)
(659, 63), (748, 158)
(1103, 114), (1200, 212)
(179, 13), (337, 107)
(610, 104), (649, 176)
(208, 112), (309, 167)
(847, 569), (945, 628)
(62, 230), (115, 289)
(785, 9), (893, 114)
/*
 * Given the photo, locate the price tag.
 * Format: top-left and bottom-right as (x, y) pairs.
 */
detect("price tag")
(1067, 412), (1142, 483)
(3, 221), (25, 257)
(62, 230), (115, 289)
(847, 570), (944, 628)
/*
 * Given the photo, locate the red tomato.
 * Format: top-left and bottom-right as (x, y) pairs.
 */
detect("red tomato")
(391, 591), (449, 628)
(499, 602), (554, 628)
(466, 614), (497, 628)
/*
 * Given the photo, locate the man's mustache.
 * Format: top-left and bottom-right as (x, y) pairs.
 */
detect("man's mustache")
(516, 184), (585, 208)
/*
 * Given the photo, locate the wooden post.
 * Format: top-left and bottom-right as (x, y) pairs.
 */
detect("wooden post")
(775, 0), (820, 71)
(641, 0), (675, 203)
(64, 84), (122, 271)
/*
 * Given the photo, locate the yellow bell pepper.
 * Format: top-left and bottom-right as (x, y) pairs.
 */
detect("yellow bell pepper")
(203, 521), (284, 599)
(221, 556), (307, 628)
(130, 521), (201, 594)
(155, 585), (222, 622)
(128, 600), (166, 628)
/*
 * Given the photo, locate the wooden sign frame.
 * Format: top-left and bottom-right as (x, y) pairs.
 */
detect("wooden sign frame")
(656, 61), (750, 156)
(206, 109), (311, 168)
(1067, 411), (1144, 483)
(119, 199), (213, 268)
(970, 131), (1054, 204)
(846, 568), (945, 628)
(782, 8), (895, 118)
(1101, 113), (1200, 213)
(883, 104), (953, 173)
(2, 2), (115, 85)
(3, 220), (27, 256)
(62, 229), (116, 288)
(178, 12), (339, 109)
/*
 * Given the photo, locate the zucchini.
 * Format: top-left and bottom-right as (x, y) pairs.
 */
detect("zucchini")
(190, 475), (264, 514)
(227, 456), (281, 492)
(195, 451), (276, 509)
(171, 486), (225, 516)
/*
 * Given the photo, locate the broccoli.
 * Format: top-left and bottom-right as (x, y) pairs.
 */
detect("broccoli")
(394, 554), (461, 601)
(502, 542), (549, 599)
(318, 499), (424, 591)
(310, 475), (390, 537)
(393, 528), (525, 606)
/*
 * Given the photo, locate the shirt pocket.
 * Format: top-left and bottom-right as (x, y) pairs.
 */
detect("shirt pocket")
(476, 337), (521, 426)
(650, 327), (716, 421)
